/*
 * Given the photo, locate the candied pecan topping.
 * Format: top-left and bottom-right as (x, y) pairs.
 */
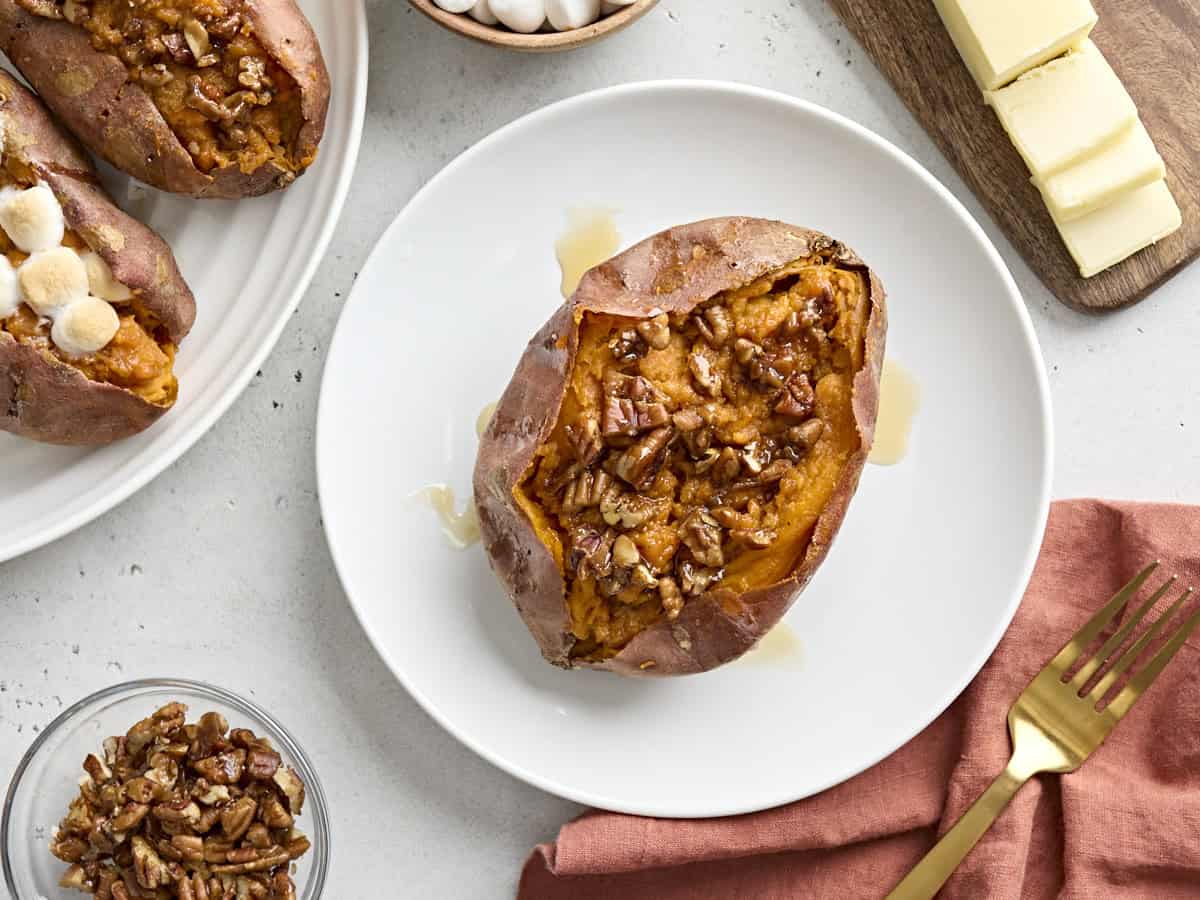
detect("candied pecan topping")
(48, 703), (310, 899)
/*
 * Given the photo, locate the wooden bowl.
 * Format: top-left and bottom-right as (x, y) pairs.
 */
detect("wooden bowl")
(409, 0), (659, 52)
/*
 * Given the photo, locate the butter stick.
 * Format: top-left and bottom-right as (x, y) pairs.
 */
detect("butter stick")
(1052, 180), (1181, 278)
(934, 0), (1097, 91)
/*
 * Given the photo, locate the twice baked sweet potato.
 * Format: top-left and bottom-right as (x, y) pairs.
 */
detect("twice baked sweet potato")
(475, 217), (886, 676)
(0, 71), (195, 445)
(0, 0), (331, 198)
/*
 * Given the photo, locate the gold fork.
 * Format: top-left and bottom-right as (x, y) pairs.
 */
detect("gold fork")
(887, 562), (1200, 899)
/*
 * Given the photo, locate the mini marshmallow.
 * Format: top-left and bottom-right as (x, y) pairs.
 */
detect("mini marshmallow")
(433, 0), (476, 11)
(0, 183), (65, 253)
(51, 295), (120, 358)
(469, 0), (500, 24)
(80, 250), (134, 303)
(490, 0), (545, 33)
(547, 0), (599, 30)
(19, 246), (89, 317)
(0, 255), (17, 318)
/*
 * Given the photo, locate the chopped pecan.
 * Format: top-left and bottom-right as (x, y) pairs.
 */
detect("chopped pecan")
(131, 836), (173, 890)
(612, 534), (641, 568)
(561, 469), (617, 514)
(775, 373), (815, 419)
(695, 305), (732, 347)
(688, 352), (721, 397)
(609, 328), (646, 360)
(680, 510), (724, 568)
(658, 577), (684, 620)
(193, 750), (245, 786)
(18, 0), (61, 18)
(161, 31), (195, 65)
(208, 13), (243, 41)
(671, 408), (704, 432)
(245, 749), (281, 781)
(678, 561), (723, 597)
(733, 337), (760, 365)
(602, 395), (669, 438)
(730, 528), (777, 549)
(614, 427), (674, 489)
(565, 413), (603, 464)
(568, 526), (614, 579)
(182, 18), (210, 61)
(786, 418), (825, 451)
(713, 447), (741, 485)
(635, 313), (671, 350)
(185, 76), (234, 122)
(600, 492), (660, 529)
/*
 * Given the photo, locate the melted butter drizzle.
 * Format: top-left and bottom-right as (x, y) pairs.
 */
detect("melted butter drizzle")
(555, 208), (620, 298)
(869, 359), (921, 466)
(418, 485), (480, 550)
(745, 622), (805, 668)
(476, 400), (498, 438)
(418, 400), (498, 550)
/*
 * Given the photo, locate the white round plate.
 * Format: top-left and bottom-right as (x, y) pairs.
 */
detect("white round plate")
(0, 1), (368, 563)
(318, 81), (1052, 818)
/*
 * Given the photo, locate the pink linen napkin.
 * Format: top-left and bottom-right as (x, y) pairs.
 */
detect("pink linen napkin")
(520, 500), (1200, 899)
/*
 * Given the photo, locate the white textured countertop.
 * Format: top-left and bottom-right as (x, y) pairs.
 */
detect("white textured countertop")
(3, 2), (1197, 896)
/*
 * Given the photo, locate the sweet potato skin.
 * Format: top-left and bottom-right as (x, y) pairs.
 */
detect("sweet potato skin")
(474, 217), (887, 676)
(0, 71), (195, 445)
(0, 0), (330, 198)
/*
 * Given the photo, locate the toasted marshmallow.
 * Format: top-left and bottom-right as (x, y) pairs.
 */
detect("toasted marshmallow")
(0, 183), (65, 253)
(51, 296), (119, 357)
(0, 255), (18, 318)
(19, 246), (89, 317)
(79, 250), (134, 303)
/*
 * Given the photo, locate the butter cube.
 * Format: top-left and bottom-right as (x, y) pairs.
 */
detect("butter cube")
(1053, 180), (1182, 278)
(1035, 121), (1166, 222)
(988, 41), (1137, 178)
(934, 0), (1097, 90)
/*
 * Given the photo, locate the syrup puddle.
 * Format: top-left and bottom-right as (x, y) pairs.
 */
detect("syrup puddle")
(745, 622), (805, 668)
(869, 359), (921, 466)
(476, 400), (498, 438)
(555, 207), (620, 298)
(417, 401), (498, 550)
(417, 485), (480, 550)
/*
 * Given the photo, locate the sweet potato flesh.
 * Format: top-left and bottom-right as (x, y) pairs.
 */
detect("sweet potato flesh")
(521, 257), (869, 660)
(48, 0), (308, 179)
(0, 167), (178, 406)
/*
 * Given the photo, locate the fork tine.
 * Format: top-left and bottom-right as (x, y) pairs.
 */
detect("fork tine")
(1072, 577), (1176, 688)
(1047, 561), (1159, 674)
(1104, 598), (1200, 721)
(1088, 587), (1192, 702)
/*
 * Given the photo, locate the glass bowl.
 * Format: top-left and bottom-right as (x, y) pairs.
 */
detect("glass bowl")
(3, 679), (330, 899)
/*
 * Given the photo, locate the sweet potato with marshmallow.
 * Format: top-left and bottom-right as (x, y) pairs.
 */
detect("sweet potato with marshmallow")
(0, 72), (195, 445)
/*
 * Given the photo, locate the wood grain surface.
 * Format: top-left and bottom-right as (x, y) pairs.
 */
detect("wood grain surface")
(828, 0), (1199, 311)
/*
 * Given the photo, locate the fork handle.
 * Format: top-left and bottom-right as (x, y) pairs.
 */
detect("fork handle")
(885, 758), (1032, 899)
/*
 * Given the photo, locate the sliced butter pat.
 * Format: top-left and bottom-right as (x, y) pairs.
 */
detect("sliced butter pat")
(0, 255), (18, 318)
(0, 182), (65, 253)
(1053, 180), (1181, 278)
(51, 295), (120, 357)
(19, 246), (89, 316)
(987, 41), (1137, 178)
(80, 249), (134, 303)
(934, 0), (1097, 91)
(1035, 121), (1165, 222)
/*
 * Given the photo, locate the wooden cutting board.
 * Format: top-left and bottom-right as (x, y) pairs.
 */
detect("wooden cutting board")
(828, 0), (1199, 311)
